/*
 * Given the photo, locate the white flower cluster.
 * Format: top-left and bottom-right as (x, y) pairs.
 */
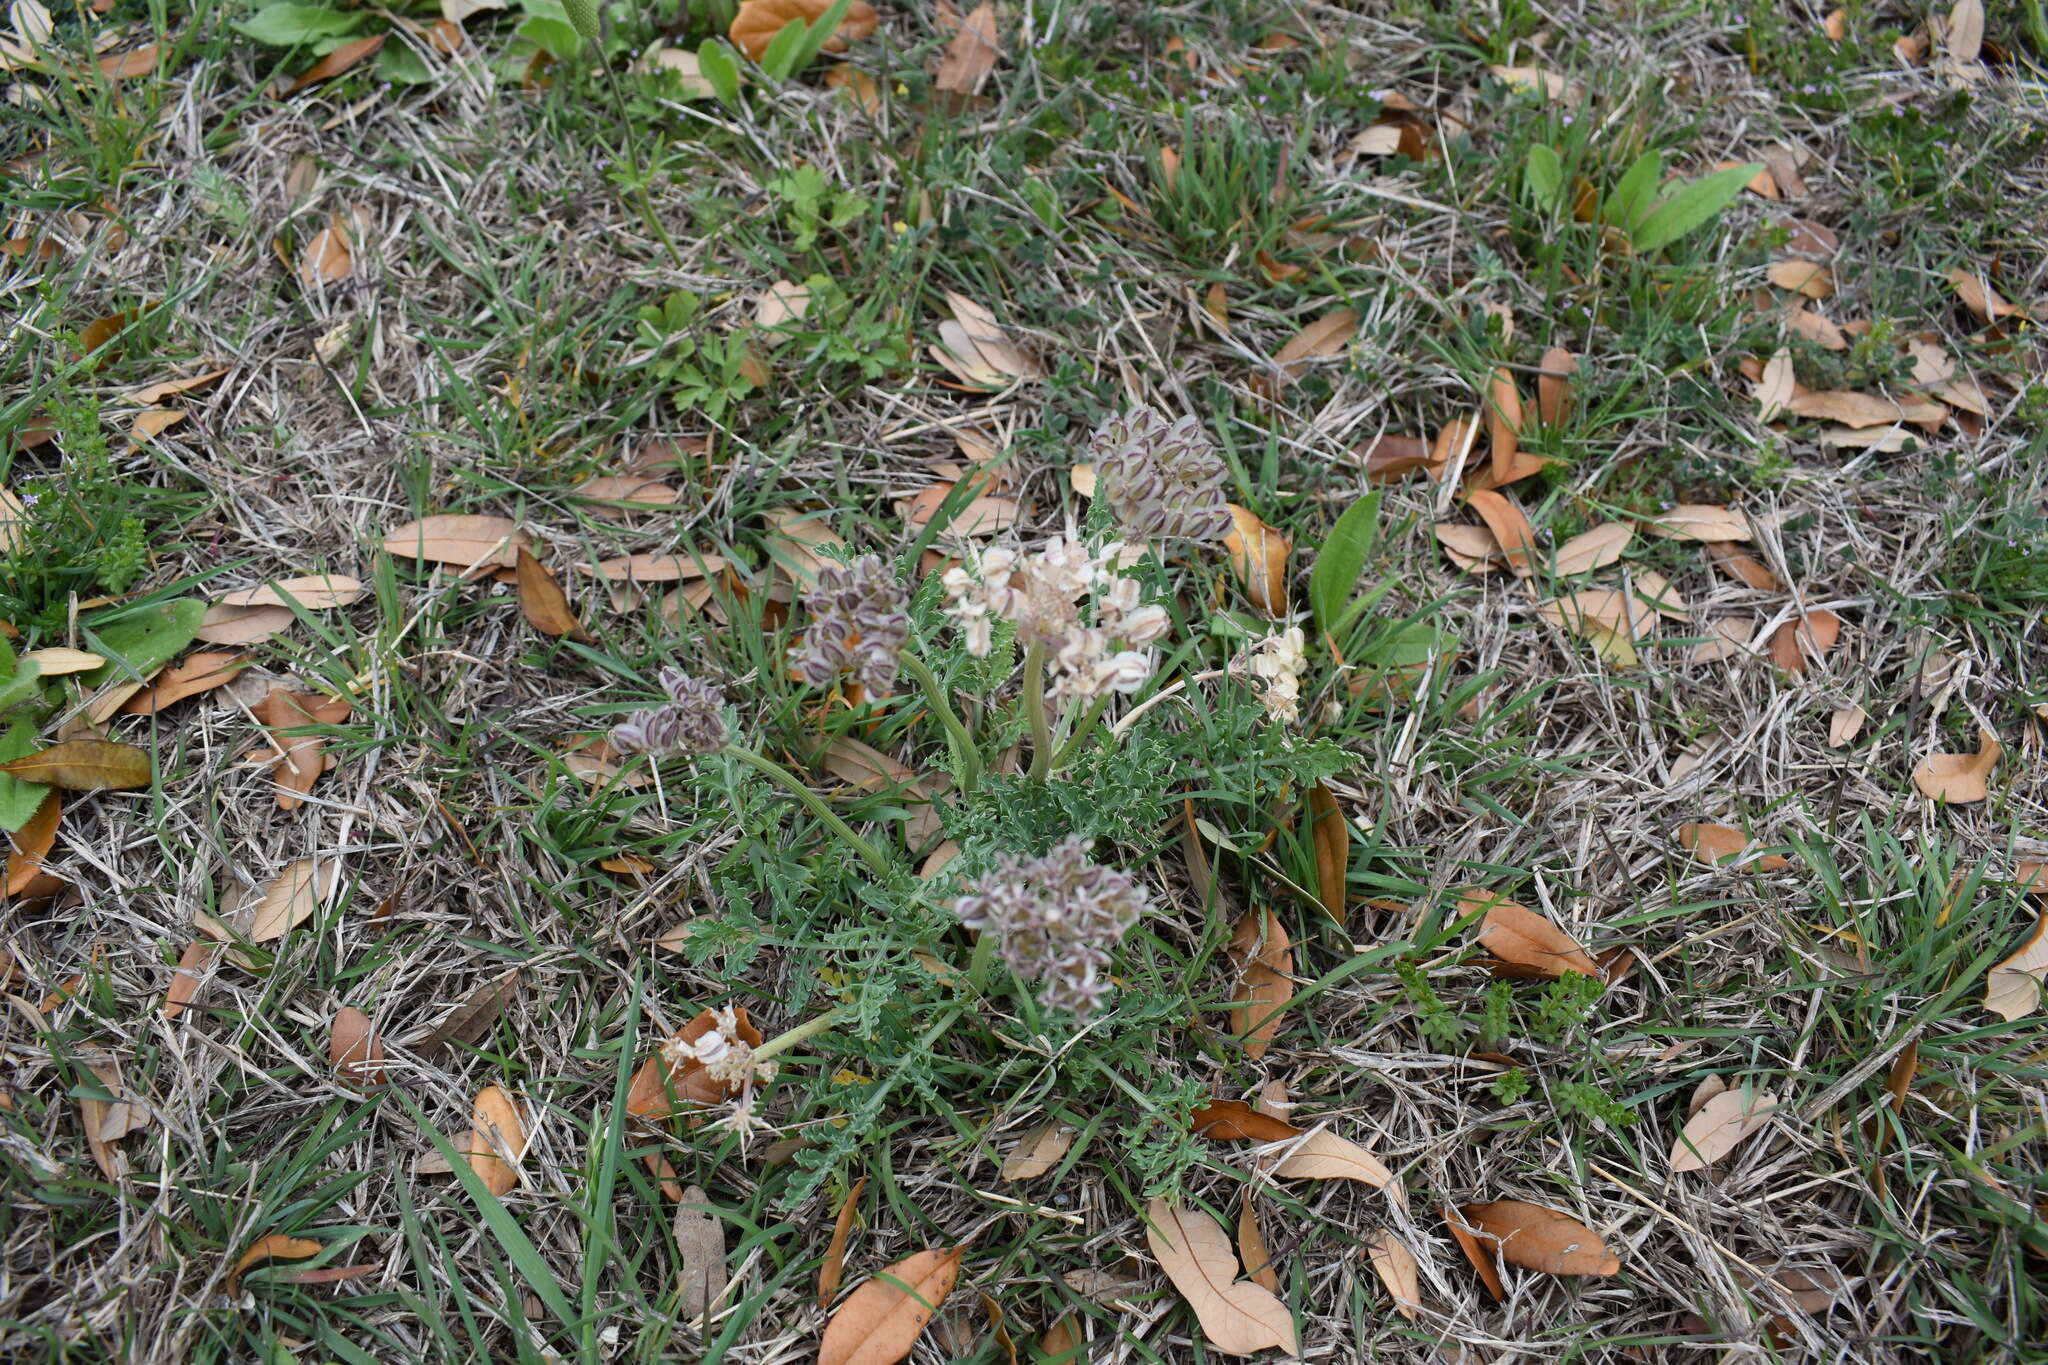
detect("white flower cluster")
(1237, 626), (1307, 723)
(661, 1007), (778, 1088)
(941, 537), (1171, 703)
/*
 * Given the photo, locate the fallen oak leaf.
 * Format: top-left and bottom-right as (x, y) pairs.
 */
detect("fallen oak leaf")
(1226, 909), (1292, 1060)
(1262, 306), (1357, 391)
(1269, 1126), (1401, 1198)
(1670, 1085), (1780, 1171)
(282, 31), (385, 94)
(217, 575), (364, 610)
(458, 1085), (527, 1197)
(1766, 609), (1842, 674)
(1366, 1232), (1422, 1320)
(1306, 781), (1347, 923)
(0, 738), (151, 790)
(817, 1176), (867, 1308)
(1706, 541), (1784, 591)
(249, 687), (351, 809)
(195, 603), (295, 646)
(228, 1234), (324, 1296)
(933, 1), (999, 95)
(1536, 347), (1576, 426)
(674, 1184), (729, 1323)
(1237, 1196), (1278, 1293)
(1000, 1123), (1075, 1180)
(729, 0), (878, 63)
(514, 548), (590, 641)
(1222, 505), (1291, 616)
(1460, 1200), (1619, 1276)
(1144, 1198), (1297, 1357)
(1912, 727), (1999, 804)
(818, 1245), (963, 1365)
(1647, 504), (1752, 542)
(1550, 522), (1633, 576)
(1984, 913), (2048, 1021)
(1464, 488), (1539, 575)
(1190, 1099), (1303, 1142)
(1465, 889), (1600, 979)
(4, 787), (59, 897)
(382, 515), (529, 573)
(1442, 1206), (1506, 1302)
(409, 968), (521, 1060)
(298, 210), (353, 287)
(329, 1005), (386, 1089)
(626, 1007), (765, 1119)
(1678, 823), (1791, 872)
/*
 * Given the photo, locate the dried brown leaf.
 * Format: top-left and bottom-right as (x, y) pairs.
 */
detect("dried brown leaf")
(1466, 889), (1600, 979)
(330, 1005), (385, 1089)
(0, 739), (150, 790)
(1766, 609), (1842, 674)
(410, 969), (521, 1060)
(1768, 259), (1834, 298)
(299, 210), (353, 287)
(283, 31), (384, 94)
(1365, 1232), (1421, 1321)
(1984, 914), (2048, 1021)
(1442, 1207), (1505, 1302)
(1912, 727), (1999, 803)
(1265, 307), (1357, 389)
(674, 1185), (728, 1323)
(1647, 504), (1752, 542)
(1828, 704), (1867, 748)
(627, 1007), (765, 1119)
(1236, 1196), (1278, 1293)
(1227, 909), (1292, 1059)
(1485, 366), (1523, 488)
(1190, 1099), (1303, 1142)
(218, 575), (364, 610)
(382, 515), (529, 571)
(1222, 504), (1290, 616)
(1707, 541), (1783, 591)
(1434, 522), (1503, 574)
(228, 1234), (323, 1296)
(934, 2), (998, 94)
(1464, 489), (1538, 575)
(1678, 823), (1790, 872)
(459, 1085), (526, 1197)
(819, 1245), (962, 1365)
(1461, 1200), (1619, 1276)
(818, 1176), (868, 1308)
(514, 549), (589, 640)
(5, 787), (58, 897)
(1144, 1199), (1297, 1357)
(1306, 781), (1347, 923)
(1000, 1123), (1074, 1181)
(729, 0), (878, 62)
(1536, 346), (1576, 426)
(1550, 523), (1633, 577)
(251, 687), (351, 808)
(161, 940), (214, 1020)
(1670, 1085), (1780, 1171)
(1270, 1127), (1399, 1193)
(196, 603), (295, 646)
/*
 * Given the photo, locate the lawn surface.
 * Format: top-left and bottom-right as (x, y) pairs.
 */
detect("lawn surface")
(3, 0), (2047, 1361)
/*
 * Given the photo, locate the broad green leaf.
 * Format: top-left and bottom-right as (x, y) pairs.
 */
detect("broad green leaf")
(80, 599), (207, 689)
(0, 719), (48, 832)
(1603, 150), (1662, 232)
(1310, 491), (1381, 636)
(377, 41), (432, 84)
(1523, 145), (1564, 212)
(696, 39), (741, 105)
(516, 15), (581, 62)
(785, 0), (856, 74)
(1632, 163), (1761, 254)
(232, 3), (366, 45)
(757, 18), (808, 80)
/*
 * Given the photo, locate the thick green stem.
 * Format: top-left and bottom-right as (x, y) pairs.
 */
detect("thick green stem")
(1050, 692), (1115, 772)
(899, 653), (981, 795)
(722, 745), (893, 878)
(754, 1004), (852, 1063)
(1024, 642), (1052, 782)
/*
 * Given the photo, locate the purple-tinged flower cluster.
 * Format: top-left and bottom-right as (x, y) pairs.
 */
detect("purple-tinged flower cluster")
(791, 554), (911, 696)
(609, 668), (730, 758)
(1088, 405), (1232, 542)
(952, 836), (1151, 1018)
